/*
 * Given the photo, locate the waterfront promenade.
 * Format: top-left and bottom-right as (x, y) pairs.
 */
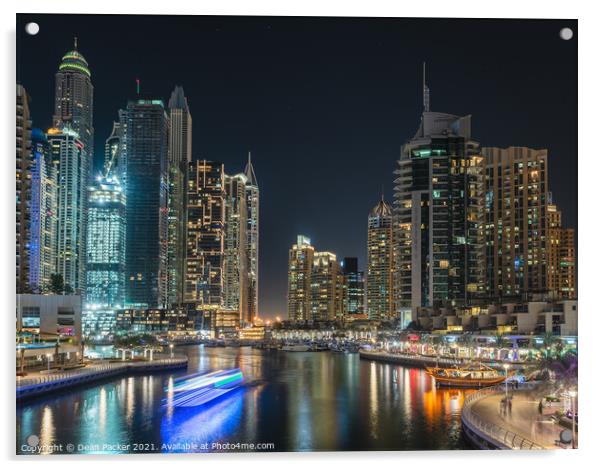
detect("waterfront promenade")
(17, 357), (188, 400)
(462, 385), (570, 449)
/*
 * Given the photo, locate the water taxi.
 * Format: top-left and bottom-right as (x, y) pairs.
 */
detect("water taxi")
(425, 363), (508, 387)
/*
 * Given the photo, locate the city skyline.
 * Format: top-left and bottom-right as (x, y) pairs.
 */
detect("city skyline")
(16, 15), (578, 318)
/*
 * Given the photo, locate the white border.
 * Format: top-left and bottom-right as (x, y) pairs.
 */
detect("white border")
(1, 1), (600, 468)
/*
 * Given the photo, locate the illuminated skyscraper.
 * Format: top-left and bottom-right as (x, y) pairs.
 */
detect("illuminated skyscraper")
(28, 128), (58, 292)
(167, 86), (192, 307)
(53, 39), (94, 168)
(367, 197), (394, 320)
(287, 235), (314, 322)
(310, 251), (342, 321)
(16, 84), (32, 292)
(47, 126), (89, 292)
(224, 173), (249, 324)
(341, 257), (365, 320)
(393, 89), (484, 317)
(185, 160), (225, 309)
(244, 153), (259, 320)
(546, 203), (576, 300)
(124, 99), (169, 308)
(482, 147), (547, 298)
(85, 176), (126, 308)
(104, 111), (127, 187)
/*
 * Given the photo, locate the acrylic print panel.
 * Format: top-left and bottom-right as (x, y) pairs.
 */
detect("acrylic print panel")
(15, 14), (577, 454)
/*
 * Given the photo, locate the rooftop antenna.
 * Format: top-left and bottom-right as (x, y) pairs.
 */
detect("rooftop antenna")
(381, 184), (385, 202)
(248, 151), (252, 165)
(136, 78), (140, 95)
(74, 36), (78, 50)
(422, 61), (430, 112)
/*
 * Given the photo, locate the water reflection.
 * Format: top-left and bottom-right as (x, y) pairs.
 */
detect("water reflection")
(16, 346), (470, 453)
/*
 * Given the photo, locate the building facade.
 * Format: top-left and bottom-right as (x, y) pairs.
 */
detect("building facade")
(104, 113), (127, 187)
(28, 128), (58, 292)
(48, 126), (89, 292)
(310, 252), (342, 321)
(547, 203), (576, 300)
(483, 147), (548, 299)
(167, 86), (192, 307)
(393, 108), (484, 318)
(367, 198), (394, 320)
(185, 160), (225, 309)
(287, 235), (314, 322)
(124, 99), (170, 308)
(16, 84), (32, 292)
(244, 154), (260, 321)
(341, 257), (366, 320)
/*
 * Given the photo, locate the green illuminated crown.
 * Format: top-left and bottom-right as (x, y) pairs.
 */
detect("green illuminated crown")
(58, 38), (91, 78)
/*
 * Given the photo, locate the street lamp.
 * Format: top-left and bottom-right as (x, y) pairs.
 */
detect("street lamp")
(503, 363), (510, 399)
(569, 390), (577, 449)
(169, 343), (174, 358)
(46, 353), (52, 371)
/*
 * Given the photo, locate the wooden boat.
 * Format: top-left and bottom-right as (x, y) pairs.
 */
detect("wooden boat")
(425, 363), (509, 388)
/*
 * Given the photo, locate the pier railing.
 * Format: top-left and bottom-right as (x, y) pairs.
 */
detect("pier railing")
(462, 384), (544, 450)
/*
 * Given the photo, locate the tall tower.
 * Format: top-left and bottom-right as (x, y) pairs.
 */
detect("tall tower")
(287, 235), (314, 322)
(53, 38), (94, 170)
(310, 252), (342, 321)
(224, 173), (249, 325)
(341, 257), (365, 321)
(244, 153), (259, 320)
(124, 99), (169, 308)
(167, 86), (192, 307)
(185, 160), (225, 309)
(28, 128), (58, 292)
(47, 126), (89, 292)
(104, 110), (127, 187)
(367, 197), (394, 320)
(482, 147), (548, 299)
(546, 203), (576, 300)
(85, 176), (126, 308)
(16, 84), (32, 292)
(393, 89), (484, 318)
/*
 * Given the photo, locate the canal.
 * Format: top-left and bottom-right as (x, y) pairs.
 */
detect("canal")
(17, 345), (471, 453)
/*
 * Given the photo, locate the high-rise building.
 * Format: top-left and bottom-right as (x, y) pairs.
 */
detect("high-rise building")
(341, 257), (365, 320)
(393, 95), (485, 317)
(28, 129), (58, 292)
(53, 39), (94, 168)
(367, 197), (394, 320)
(104, 111), (127, 187)
(185, 160), (225, 309)
(310, 252), (342, 321)
(482, 147), (548, 299)
(167, 86), (192, 307)
(546, 203), (577, 300)
(244, 153), (260, 320)
(85, 176), (126, 308)
(224, 173), (249, 325)
(124, 99), (170, 308)
(48, 126), (88, 292)
(16, 84), (32, 292)
(287, 235), (314, 322)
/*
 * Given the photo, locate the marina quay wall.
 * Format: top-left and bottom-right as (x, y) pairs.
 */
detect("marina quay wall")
(16, 357), (188, 400)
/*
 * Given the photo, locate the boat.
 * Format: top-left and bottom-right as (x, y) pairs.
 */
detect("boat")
(282, 344), (311, 352)
(164, 368), (244, 408)
(425, 363), (509, 388)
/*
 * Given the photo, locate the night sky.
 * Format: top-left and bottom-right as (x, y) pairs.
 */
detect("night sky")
(16, 15), (578, 319)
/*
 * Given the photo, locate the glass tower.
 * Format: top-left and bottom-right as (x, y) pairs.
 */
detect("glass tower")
(367, 198), (394, 320)
(244, 153), (260, 321)
(287, 235), (314, 322)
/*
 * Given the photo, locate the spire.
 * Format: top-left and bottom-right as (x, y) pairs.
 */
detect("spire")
(74, 36), (78, 50)
(422, 61), (430, 112)
(244, 151), (258, 186)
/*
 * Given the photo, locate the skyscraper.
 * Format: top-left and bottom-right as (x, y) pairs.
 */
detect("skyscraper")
(393, 92), (484, 317)
(367, 197), (394, 320)
(47, 126), (89, 292)
(310, 252), (342, 321)
(167, 86), (192, 307)
(85, 176), (126, 308)
(244, 153), (260, 320)
(16, 84), (32, 292)
(482, 147), (548, 298)
(53, 39), (94, 167)
(341, 257), (365, 320)
(185, 160), (225, 309)
(28, 128), (58, 292)
(287, 235), (314, 322)
(104, 111), (127, 187)
(124, 99), (170, 308)
(546, 203), (576, 300)
(224, 173), (249, 325)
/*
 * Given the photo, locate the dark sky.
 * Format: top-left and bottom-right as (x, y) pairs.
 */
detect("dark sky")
(16, 14), (577, 319)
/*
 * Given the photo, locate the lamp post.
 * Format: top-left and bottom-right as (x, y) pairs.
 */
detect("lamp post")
(503, 363), (509, 399)
(169, 343), (174, 359)
(46, 354), (52, 371)
(569, 390), (577, 449)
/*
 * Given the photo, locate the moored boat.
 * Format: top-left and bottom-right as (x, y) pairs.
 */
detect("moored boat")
(425, 363), (508, 388)
(282, 344), (311, 352)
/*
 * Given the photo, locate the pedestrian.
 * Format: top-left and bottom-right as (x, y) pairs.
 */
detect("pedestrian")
(508, 399), (512, 413)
